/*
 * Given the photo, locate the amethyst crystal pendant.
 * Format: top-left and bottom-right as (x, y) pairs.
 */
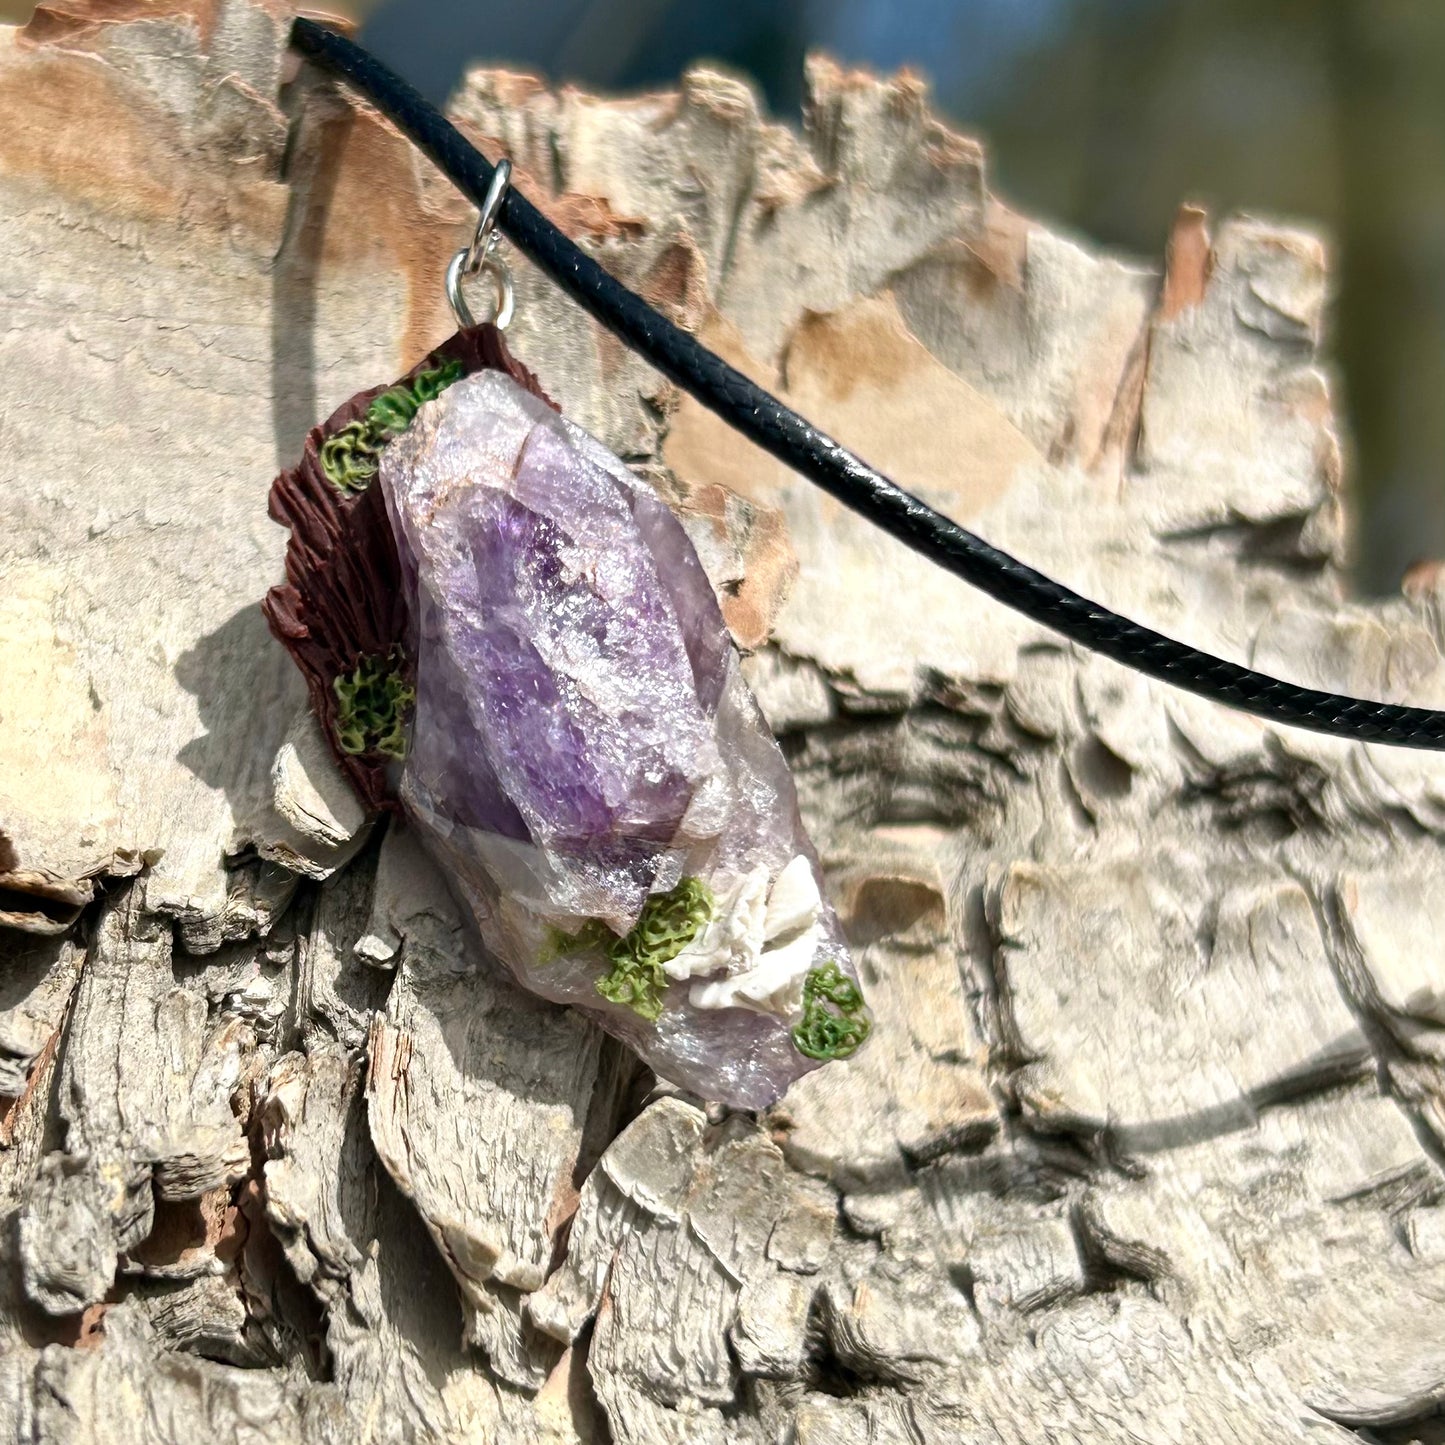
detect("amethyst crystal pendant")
(267, 330), (869, 1108)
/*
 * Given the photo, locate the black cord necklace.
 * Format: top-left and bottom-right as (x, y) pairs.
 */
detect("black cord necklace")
(291, 18), (1445, 752)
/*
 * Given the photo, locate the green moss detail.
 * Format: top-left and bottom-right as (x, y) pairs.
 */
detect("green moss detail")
(317, 422), (383, 495)
(333, 649), (415, 759)
(542, 918), (615, 963)
(320, 359), (466, 495)
(547, 878), (713, 1023)
(791, 962), (870, 1061)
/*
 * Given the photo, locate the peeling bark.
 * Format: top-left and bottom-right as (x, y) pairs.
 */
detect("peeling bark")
(5, 1), (1445, 1440)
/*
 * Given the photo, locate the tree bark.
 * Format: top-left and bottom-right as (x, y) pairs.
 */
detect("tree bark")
(5, 3), (1445, 1441)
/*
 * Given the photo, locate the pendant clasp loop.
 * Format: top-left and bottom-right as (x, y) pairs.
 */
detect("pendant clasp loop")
(446, 158), (514, 330)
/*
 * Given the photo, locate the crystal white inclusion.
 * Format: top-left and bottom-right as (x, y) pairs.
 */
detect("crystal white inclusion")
(665, 855), (825, 1020)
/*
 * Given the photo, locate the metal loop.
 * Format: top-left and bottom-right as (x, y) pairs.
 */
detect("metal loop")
(446, 158), (515, 330)
(446, 247), (515, 330)
(461, 158), (511, 273)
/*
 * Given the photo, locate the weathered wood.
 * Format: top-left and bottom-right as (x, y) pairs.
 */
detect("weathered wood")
(6, 3), (1445, 1440)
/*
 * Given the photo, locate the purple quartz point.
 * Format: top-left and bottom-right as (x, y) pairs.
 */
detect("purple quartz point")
(380, 370), (867, 1108)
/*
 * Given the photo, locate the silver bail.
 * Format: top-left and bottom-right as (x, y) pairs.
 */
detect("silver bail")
(446, 158), (514, 330)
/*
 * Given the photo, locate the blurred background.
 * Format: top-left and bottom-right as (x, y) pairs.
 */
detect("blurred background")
(9, 0), (1445, 592)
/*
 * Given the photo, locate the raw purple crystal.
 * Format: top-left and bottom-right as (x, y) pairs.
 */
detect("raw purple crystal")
(380, 370), (868, 1108)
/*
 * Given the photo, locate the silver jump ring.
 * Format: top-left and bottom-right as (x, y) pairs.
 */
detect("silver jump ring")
(446, 158), (515, 330)
(446, 248), (514, 330)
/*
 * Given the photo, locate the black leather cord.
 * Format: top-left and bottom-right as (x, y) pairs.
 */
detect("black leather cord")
(290, 18), (1445, 751)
